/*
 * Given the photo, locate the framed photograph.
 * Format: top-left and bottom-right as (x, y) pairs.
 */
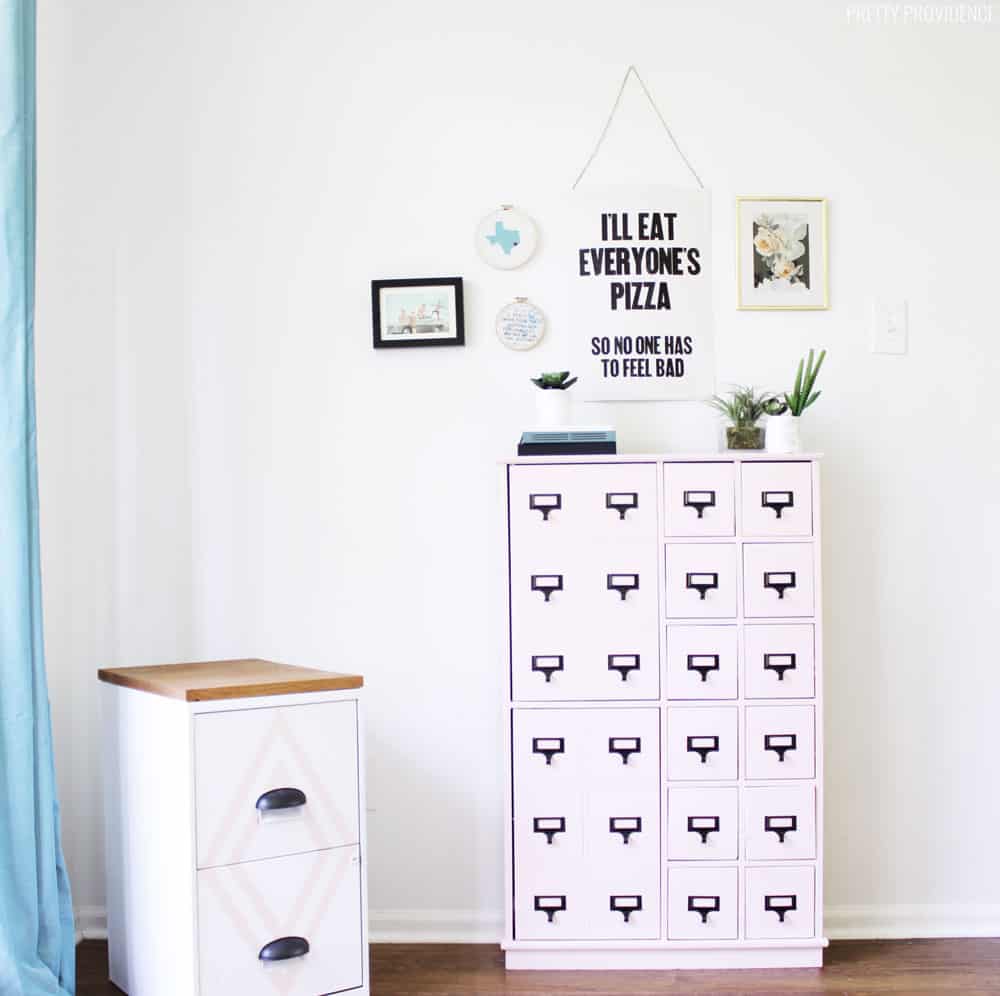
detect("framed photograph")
(371, 277), (464, 348)
(737, 197), (828, 310)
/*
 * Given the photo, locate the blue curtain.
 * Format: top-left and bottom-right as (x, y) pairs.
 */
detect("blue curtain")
(0, 0), (76, 992)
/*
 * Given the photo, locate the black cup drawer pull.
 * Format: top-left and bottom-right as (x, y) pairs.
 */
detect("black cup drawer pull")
(683, 490), (716, 519)
(688, 895), (720, 924)
(686, 572), (719, 600)
(762, 491), (795, 518)
(532, 737), (565, 765)
(259, 936), (309, 962)
(763, 572), (796, 599)
(609, 816), (642, 843)
(255, 788), (307, 813)
(765, 894), (798, 922)
(764, 733), (797, 762)
(533, 817), (566, 844)
(534, 895), (566, 923)
(607, 574), (640, 600)
(606, 492), (639, 520)
(763, 653), (797, 680)
(687, 735), (720, 763)
(609, 737), (641, 764)
(610, 895), (642, 922)
(608, 654), (640, 681)
(687, 654), (720, 682)
(531, 655), (564, 682)
(529, 493), (562, 520)
(531, 574), (563, 602)
(687, 815), (720, 843)
(764, 815), (798, 843)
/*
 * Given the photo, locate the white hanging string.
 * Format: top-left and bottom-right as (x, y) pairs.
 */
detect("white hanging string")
(572, 65), (705, 191)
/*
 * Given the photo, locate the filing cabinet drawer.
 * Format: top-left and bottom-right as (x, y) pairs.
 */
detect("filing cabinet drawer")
(509, 463), (658, 552)
(744, 624), (816, 699)
(745, 866), (816, 939)
(663, 462), (736, 537)
(741, 462), (813, 537)
(743, 543), (815, 618)
(197, 845), (363, 996)
(195, 701), (360, 869)
(665, 625), (738, 700)
(744, 785), (816, 860)
(665, 706), (738, 781)
(667, 867), (738, 940)
(745, 705), (815, 780)
(665, 543), (738, 619)
(667, 787), (738, 860)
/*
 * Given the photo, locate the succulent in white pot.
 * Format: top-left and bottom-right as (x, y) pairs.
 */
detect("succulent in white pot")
(766, 348), (826, 454)
(531, 371), (577, 427)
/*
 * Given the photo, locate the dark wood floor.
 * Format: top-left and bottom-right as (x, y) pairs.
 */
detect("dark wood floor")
(77, 938), (1000, 994)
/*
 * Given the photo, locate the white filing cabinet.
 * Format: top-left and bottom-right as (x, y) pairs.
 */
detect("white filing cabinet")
(503, 455), (826, 970)
(99, 659), (369, 996)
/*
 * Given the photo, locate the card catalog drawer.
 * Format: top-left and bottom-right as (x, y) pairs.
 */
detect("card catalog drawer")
(665, 625), (738, 700)
(195, 701), (359, 869)
(663, 462), (736, 537)
(744, 785), (816, 860)
(745, 705), (815, 780)
(665, 706), (738, 781)
(745, 866), (816, 939)
(667, 787), (738, 860)
(665, 543), (738, 619)
(667, 867), (738, 940)
(741, 462), (813, 537)
(197, 845), (363, 996)
(744, 623), (816, 699)
(743, 543), (815, 618)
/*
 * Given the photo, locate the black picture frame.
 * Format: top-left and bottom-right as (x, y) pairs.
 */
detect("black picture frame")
(371, 277), (465, 349)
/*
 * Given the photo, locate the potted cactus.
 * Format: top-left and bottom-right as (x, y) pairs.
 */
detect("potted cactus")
(707, 386), (776, 450)
(531, 371), (577, 426)
(765, 348), (826, 454)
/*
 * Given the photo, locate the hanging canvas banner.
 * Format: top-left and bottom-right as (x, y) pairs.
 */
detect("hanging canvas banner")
(569, 185), (714, 401)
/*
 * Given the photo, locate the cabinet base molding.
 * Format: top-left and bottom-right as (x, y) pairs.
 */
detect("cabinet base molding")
(503, 941), (828, 970)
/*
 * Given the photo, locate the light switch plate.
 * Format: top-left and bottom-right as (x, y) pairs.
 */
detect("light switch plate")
(870, 299), (908, 354)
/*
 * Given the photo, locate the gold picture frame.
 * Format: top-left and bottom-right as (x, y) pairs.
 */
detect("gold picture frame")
(736, 196), (829, 310)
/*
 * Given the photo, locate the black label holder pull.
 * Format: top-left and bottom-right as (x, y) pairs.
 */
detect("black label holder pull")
(685, 572), (719, 601)
(687, 815), (721, 844)
(606, 492), (639, 520)
(764, 733), (797, 762)
(762, 490), (795, 519)
(529, 493), (562, 521)
(531, 655), (564, 683)
(608, 654), (640, 681)
(763, 653), (797, 680)
(688, 895), (720, 924)
(687, 653), (720, 682)
(763, 571), (797, 599)
(531, 574), (563, 602)
(683, 490), (716, 519)
(607, 573), (640, 601)
(532, 737), (565, 766)
(687, 735), (720, 763)
(532, 816), (567, 844)
(764, 815), (798, 843)
(534, 895), (567, 923)
(764, 894), (798, 923)
(609, 816), (642, 844)
(609, 736), (641, 764)
(610, 895), (642, 922)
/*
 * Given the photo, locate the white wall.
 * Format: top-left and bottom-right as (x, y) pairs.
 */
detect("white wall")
(35, 0), (1000, 940)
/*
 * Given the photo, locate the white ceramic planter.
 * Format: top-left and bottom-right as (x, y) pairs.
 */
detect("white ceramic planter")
(765, 413), (802, 454)
(534, 389), (571, 427)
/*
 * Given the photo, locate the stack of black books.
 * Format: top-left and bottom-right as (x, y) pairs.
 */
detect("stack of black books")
(517, 428), (617, 456)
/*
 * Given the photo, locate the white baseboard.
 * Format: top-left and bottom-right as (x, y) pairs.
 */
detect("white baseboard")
(75, 903), (1000, 945)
